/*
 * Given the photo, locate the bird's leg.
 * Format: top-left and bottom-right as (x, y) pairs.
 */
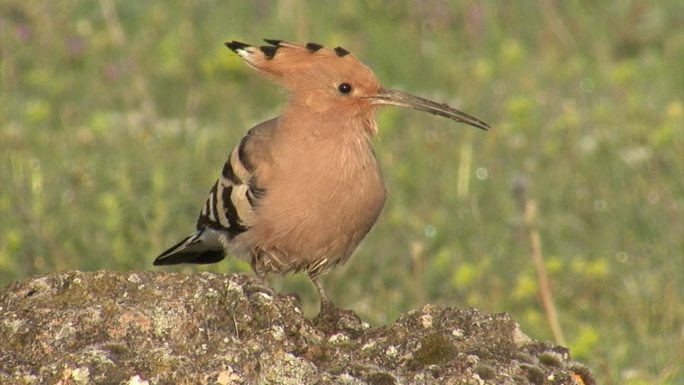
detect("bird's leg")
(311, 273), (364, 334)
(310, 274), (336, 312)
(244, 250), (276, 297)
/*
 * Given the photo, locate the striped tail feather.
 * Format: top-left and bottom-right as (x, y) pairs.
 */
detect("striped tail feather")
(153, 228), (225, 265)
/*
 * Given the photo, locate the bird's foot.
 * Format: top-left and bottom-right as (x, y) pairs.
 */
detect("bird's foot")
(280, 291), (303, 311)
(244, 275), (276, 298)
(243, 276), (303, 311)
(313, 300), (366, 336)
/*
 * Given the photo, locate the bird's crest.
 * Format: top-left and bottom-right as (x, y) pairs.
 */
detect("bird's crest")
(225, 39), (378, 94)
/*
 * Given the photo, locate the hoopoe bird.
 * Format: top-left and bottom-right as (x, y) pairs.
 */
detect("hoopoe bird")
(154, 39), (490, 312)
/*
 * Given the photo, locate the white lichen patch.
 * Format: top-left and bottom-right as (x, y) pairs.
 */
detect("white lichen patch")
(55, 320), (76, 341)
(328, 332), (349, 344)
(227, 279), (244, 294)
(216, 368), (242, 385)
(421, 313), (433, 328)
(512, 324), (532, 346)
(2, 317), (24, 334)
(205, 287), (219, 298)
(256, 291), (273, 301)
(152, 309), (175, 336)
(126, 375), (149, 385)
(127, 273), (141, 284)
(260, 351), (317, 385)
(466, 354), (480, 365)
(271, 325), (285, 340)
(336, 373), (367, 384)
(470, 372), (485, 385)
(361, 341), (376, 351)
(70, 366), (90, 384)
(25, 275), (54, 297)
(82, 346), (115, 366)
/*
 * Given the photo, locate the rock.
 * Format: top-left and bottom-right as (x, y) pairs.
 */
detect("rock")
(0, 271), (594, 384)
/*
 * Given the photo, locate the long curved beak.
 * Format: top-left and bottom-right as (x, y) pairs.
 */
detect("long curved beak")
(367, 88), (490, 131)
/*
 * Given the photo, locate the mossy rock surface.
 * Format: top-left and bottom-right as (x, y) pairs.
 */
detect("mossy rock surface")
(0, 271), (594, 384)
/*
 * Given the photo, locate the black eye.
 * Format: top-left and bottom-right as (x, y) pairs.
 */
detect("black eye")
(338, 82), (353, 95)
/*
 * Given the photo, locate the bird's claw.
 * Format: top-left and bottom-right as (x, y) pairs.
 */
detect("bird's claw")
(313, 301), (365, 336)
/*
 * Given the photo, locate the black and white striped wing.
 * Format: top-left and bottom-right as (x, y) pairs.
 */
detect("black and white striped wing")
(196, 135), (261, 236)
(153, 132), (264, 266)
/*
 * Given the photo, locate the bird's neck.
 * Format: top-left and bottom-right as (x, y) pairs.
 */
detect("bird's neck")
(280, 100), (377, 139)
(277, 106), (379, 173)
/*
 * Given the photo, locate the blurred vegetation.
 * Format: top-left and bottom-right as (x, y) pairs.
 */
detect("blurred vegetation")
(1, 1), (682, 384)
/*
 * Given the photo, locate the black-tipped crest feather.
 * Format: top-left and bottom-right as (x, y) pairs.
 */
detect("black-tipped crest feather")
(306, 42), (323, 52)
(260, 45), (278, 59)
(334, 46), (350, 57)
(225, 41), (250, 52)
(263, 39), (282, 46)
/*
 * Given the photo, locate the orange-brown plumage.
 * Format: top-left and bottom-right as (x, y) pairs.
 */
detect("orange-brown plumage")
(154, 39), (489, 311)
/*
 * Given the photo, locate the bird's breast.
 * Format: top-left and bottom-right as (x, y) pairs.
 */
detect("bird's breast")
(236, 134), (387, 273)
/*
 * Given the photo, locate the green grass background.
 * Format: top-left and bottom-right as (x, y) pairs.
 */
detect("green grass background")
(1, 1), (682, 383)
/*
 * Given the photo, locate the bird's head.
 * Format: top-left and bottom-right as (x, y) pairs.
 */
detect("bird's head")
(226, 39), (490, 134)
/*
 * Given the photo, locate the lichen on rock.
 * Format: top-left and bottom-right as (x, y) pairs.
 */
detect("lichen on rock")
(0, 271), (594, 384)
